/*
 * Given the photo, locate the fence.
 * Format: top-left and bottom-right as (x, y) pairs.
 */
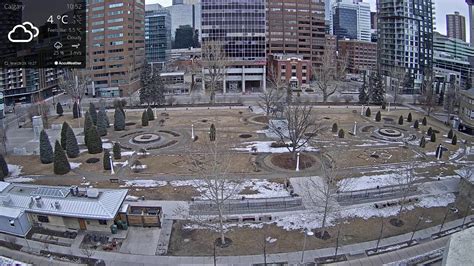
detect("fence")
(336, 185), (418, 205)
(189, 197), (304, 215)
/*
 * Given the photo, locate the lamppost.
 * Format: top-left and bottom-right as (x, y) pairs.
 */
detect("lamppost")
(110, 156), (115, 175)
(295, 152), (300, 172)
(410, 216), (424, 244)
(301, 228), (314, 263)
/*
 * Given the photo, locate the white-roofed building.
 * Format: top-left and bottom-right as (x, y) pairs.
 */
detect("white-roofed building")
(0, 182), (128, 233)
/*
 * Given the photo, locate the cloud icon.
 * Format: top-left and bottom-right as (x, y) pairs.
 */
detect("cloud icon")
(22, 22), (39, 38)
(8, 22), (39, 43)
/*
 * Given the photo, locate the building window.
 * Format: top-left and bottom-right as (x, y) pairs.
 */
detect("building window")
(99, 220), (107, 225)
(37, 215), (49, 223)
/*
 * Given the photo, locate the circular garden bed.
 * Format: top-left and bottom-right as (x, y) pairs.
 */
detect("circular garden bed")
(270, 153), (317, 170)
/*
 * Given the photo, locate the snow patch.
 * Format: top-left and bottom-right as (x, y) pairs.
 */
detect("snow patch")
(5, 177), (34, 183)
(7, 164), (22, 177)
(234, 141), (318, 154)
(122, 180), (167, 188)
(102, 143), (113, 149)
(70, 162), (82, 169)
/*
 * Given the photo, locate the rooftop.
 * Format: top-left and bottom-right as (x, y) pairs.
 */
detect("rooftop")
(0, 182), (128, 220)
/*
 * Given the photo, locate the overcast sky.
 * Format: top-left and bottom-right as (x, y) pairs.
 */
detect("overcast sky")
(146, 0), (471, 40)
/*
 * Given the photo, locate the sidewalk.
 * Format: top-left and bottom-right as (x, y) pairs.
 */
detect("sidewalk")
(0, 215), (471, 265)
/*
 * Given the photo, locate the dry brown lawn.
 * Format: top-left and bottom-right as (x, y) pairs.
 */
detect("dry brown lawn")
(168, 205), (465, 256)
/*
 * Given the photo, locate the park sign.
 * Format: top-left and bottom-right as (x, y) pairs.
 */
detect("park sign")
(0, 91), (4, 119)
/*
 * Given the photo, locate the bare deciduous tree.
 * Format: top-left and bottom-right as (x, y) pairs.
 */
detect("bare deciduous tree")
(188, 140), (241, 246)
(202, 41), (227, 104)
(445, 78), (459, 125)
(391, 161), (417, 226)
(269, 105), (324, 156)
(302, 155), (350, 238)
(59, 69), (90, 117)
(419, 71), (436, 116)
(390, 68), (407, 104)
(257, 87), (285, 117)
(313, 47), (347, 103)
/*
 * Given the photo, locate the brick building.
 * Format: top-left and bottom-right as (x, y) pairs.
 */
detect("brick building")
(338, 40), (377, 73)
(268, 54), (312, 90)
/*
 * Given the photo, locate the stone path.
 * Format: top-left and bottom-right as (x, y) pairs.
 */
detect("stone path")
(156, 219), (173, 255)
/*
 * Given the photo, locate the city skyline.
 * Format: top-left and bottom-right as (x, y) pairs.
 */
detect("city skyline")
(147, 0), (472, 42)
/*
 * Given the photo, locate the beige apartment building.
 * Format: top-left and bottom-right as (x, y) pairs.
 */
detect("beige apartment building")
(86, 0), (146, 97)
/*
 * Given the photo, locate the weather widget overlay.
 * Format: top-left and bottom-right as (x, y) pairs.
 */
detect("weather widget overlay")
(0, 0), (86, 68)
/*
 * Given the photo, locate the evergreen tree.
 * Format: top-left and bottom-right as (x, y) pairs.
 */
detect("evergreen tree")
(419, 137), (426, 148)
(96, 109), (108, 136)
(381, 102), (386, 110)
(147, 106), (155, 121)
(452, 135), (457, 145)
(72, 101), (80, 119)
(60, 122), (69, 150)
(103, 149), (111, 171)
(209, 124), (216, 142)
(89, 102), (98, 125)
(0, 155), (9, 180)
(53, 141), (70, 175)
(113, 142), (121, 160)
(113, 100), (126, 119)
(66, 126), (80, 158)
(83, 111), (93, 146)
(375, 111), (381, 122)
(365, 107), (371, 117)
(39, 130), (53, 164)
(332, 123), (338, 133)
(141, 110), (149, 126)
(140, 64), (165, 106)
(407, 113), (413, 122)
(414, 120), (419, 129)
(56, 103), (63, 116)
(370, 72), (385, 105)
(398, 115), (404, 125)
(358, 76), (368, 104)
(86, 126), (103, 154)
(114, 108), (126, 131)
(447, 129), (454, 139)
(422, 117), (427, 126)
(99, 102), (110, 128)
(427, 127), (433, 136)
(430, 132), (436, 142)
(338, 129), (345, 138)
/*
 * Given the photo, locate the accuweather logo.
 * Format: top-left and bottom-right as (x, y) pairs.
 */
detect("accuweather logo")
(8, 22), (39, 43)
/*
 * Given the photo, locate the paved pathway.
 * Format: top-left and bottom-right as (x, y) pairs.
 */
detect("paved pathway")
(120, 227), (161, 255)
(1, 215), (471, 265)
(156, 219), (173, 255)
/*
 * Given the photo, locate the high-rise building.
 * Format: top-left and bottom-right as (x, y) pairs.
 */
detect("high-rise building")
(332, 0), (371, 42)
(0, 68), (63, 106)
(447, 12), (466, 42)
(467, 0), (474, 45)
(201, 0), (266, 93)
(145, 4), (172, 64)
(370, 12), (377, 30)
(166, 1), (201, 44)
(433, 32), (474, 90)
(377, 0), (434, 93)
(267, 0), (326, 69)
(86, 0), (145, 97)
